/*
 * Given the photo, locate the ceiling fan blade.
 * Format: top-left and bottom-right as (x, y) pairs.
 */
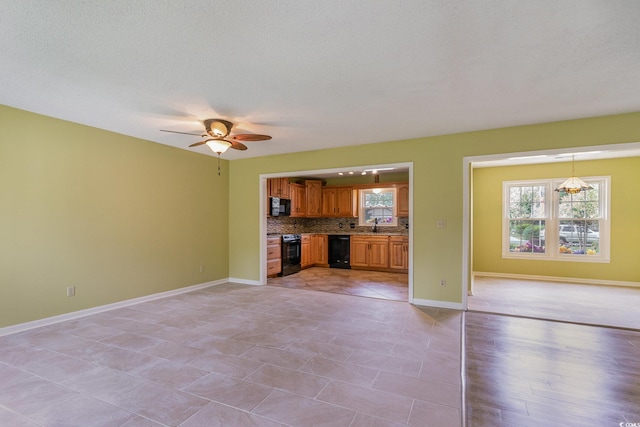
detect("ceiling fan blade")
(225, 139), (248, 150)
(160, 129), (206, 137)
(188, 140), (207, 147)
(232, 134), (272, 142)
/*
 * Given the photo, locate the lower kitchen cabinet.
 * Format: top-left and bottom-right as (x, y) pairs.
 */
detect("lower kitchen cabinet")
(301, 234), (312, 268)
(350, 236), (389, 269)
(267, 236), (281, 276)
(310, 234), (328, 266)
(389, 236), (409, 271)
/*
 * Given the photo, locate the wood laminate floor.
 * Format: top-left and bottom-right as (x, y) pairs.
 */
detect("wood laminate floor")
(465, 311), (640, 426)
(268, 267), (409, 302)
(468, 276), (640, 330)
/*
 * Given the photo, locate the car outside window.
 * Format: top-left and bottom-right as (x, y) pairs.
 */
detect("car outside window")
(503, 177), (609, 262)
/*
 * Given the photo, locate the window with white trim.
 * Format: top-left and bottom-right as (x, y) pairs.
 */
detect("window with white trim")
(503, 177), (610, 262)
(359, 188), (397, 227)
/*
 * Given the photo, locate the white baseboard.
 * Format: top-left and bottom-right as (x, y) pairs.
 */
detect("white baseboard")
(228, 278), (262, 286)
(473, 271), (640, 288)
(412, 298), (463, 310)
(0, 279), (229, 337)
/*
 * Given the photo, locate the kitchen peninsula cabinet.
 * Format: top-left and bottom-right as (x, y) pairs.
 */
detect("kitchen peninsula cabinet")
(305, 180), (323, 218)
(389, 236), (409, 271)
(267, 236), (281, 276)
(290, 183), (306, 217)
(350, 235), (389, 269)
(322, 187), (355, 217)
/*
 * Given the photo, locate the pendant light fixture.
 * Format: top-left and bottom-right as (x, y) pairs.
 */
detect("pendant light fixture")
(554, 155), (592, 194)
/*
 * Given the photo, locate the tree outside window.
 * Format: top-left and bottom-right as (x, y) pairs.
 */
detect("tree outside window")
(359, 189), (397, 226)
(508, 184), (546, 253)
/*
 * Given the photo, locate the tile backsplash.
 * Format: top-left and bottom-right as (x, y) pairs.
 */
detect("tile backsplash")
(267, 216), (409, 235)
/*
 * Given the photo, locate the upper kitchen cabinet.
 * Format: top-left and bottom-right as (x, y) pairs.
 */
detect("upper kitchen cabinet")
(290, 182), (306, 217)
(396, 183), (409, 217)
(321, 186), (355, 217)
(305, 180), (323, 217)
(268, 178), (290, 199)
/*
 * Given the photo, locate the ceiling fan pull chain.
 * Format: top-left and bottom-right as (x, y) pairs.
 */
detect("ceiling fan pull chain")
(217, 154), (221, 176)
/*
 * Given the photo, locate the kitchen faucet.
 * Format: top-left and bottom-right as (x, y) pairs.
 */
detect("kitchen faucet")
(372, 217), (378, 233)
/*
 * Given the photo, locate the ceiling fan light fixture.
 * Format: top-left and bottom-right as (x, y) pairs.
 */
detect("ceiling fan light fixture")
(205, 139), (232, 154)
(204, 119), (232, 138)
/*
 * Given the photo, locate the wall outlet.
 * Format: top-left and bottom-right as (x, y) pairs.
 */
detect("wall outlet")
(440, 279), (447, 287)
(437, 219), (446, 229)
(66, 286), (75, 297)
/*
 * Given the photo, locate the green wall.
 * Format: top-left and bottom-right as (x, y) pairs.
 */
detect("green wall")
(229, 112), (640, 304)
(0, 106), (229, 328)
(3, 105), (639, 328)
(473, 157), (640, 282)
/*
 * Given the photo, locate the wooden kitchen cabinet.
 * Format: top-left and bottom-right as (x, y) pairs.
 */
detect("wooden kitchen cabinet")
(350, 235), (389, 269)
(389, 236), (409, 271)
(268, 178), (290, 199)
(305, 180), (323, 218)
(321, 187), (336, 217)
(266, 236), (281, 276)
(301, 234), (311, 268)
(322, 186), (354, 217)
(310, 233), (328, 266)
(290, 182), (306, 217)
(396, 183), (409, 217)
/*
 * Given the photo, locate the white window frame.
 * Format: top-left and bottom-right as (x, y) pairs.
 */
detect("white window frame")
(358, 188), (398, 227)
(502, 177), (610, 263)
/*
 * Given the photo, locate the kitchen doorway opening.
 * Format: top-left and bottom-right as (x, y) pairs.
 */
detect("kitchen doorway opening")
(260, 162), (413, 303)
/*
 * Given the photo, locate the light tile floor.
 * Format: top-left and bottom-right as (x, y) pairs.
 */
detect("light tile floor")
(0, 283), (461, 426)
(268, 267), (409, 302)
(468, 276), (640, 330)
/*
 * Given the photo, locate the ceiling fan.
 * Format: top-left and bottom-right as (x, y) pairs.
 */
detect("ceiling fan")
(160, 118), (272, 154)
(161, 118), (272, 175)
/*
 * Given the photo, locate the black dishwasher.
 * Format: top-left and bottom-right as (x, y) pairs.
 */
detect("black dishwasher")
(328, 235), (351, 269)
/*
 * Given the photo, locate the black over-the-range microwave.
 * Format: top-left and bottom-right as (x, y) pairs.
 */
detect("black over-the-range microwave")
(270, 197), (291, 216)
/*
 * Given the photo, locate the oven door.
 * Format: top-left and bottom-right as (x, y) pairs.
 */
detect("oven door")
(281, 238), (301, 276)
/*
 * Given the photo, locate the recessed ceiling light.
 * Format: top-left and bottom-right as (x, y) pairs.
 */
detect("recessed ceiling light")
(338, 172), (344, 176)
(364, 167), (395, 172)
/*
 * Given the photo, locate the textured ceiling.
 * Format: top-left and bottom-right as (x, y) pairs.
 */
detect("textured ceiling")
(1, 1), (639, 159)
